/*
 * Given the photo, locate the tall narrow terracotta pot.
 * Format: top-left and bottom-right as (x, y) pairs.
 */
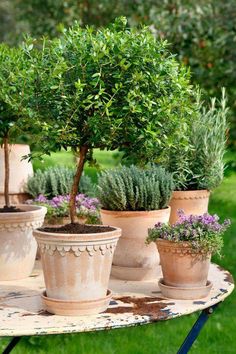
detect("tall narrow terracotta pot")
(0, 144), (33, 204)
(100, 207), (170, 281)
(0, 205), (46, 280)
(33, 226), (121, 315)
(169, 190), (210, 224)
(156, 239), (211, 288)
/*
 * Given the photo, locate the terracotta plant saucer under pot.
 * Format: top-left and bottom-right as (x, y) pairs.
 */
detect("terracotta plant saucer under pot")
(41, 290), (112, 316)
(158, 279), (212, 300)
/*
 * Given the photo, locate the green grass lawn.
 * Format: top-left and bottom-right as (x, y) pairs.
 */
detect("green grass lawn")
(33, 149), (123, 183)
(1, 151), (235, 353)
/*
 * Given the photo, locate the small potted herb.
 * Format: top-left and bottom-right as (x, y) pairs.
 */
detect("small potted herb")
(147, 210), (230, 299)
(166, 90), (228, 223)
(98, 165), (174, 281)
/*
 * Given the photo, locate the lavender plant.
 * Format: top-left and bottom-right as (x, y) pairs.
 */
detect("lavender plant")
(98, 165), (174, 211)
(26, 166), (95, 198)
(28, 194), (101, 224)
(147, 210), (230, 255)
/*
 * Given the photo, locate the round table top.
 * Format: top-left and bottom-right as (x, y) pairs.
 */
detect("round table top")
(0, 263), (234, 337)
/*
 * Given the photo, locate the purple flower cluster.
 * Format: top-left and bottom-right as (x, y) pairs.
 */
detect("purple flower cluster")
(149, 209), (231, 255)
(175, 209), (231, 233)
(29, 194), (101, 221)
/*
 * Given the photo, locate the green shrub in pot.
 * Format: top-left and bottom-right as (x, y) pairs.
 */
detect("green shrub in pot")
(0, 43), (46, 281)
(165, 90), (229, 223)
(98, 165), (174, 281)
(10, 18), (198, 312)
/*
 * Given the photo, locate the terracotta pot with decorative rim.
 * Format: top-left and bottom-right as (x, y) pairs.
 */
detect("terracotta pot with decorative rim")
(0, 144), (33, 204)
(169, 190), (210, 224)
(156, 239), (211, 288)
(33, 226), (121, 315)
(100, 207), (170, 281)
(0, 205), (47, 280)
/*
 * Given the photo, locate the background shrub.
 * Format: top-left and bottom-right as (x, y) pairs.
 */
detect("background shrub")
(26, 166), (95, 198)
(98, 165), (174, 211)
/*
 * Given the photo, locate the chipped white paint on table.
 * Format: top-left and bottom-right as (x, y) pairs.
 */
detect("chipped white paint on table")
(0, 263), (234, 338)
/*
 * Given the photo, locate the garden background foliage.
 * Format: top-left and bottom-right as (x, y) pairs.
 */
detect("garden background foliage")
(1, 0), (236, 149)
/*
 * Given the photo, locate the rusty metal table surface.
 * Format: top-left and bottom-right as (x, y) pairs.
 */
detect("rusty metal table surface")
(0, 263), (234, 337)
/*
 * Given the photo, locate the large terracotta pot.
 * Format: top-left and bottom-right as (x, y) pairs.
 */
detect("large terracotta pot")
(33, 226), (121, 315)
(0, 144), (33, 204)
(156, 239), (211, 288)
(0, 205), (46, 280)
(169, 190), (210, 224)
(100, 207), (170, 281)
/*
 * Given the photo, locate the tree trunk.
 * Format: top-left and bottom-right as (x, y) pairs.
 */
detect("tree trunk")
(69, 146), (88, 224)
(3, 135), (10, 208)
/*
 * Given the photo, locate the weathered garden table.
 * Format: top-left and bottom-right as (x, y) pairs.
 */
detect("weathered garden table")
(0, 263), (234, 354)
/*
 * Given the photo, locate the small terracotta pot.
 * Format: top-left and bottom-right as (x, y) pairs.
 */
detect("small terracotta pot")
(33, 226), (121, 315)
(156, 239), (211, 288)
(169, 190), (210, 224)
(100, 207), (170, 281)
(0, 205), (47, 280)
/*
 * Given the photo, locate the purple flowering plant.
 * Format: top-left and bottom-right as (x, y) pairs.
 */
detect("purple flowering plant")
(147, 209), (231, 256)
(28, 194), (101, 224)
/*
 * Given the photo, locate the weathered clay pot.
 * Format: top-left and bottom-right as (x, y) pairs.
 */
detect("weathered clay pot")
(100, 208), (170, 281)
(0, 144), (33, 204)
(33, 226), (121, 315)
(169, 190), (210, 224)
(0, 205), (47, 280)
(156, 239), (211, 288)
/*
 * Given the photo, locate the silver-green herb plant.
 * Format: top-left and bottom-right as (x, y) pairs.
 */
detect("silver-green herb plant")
(165, 89), (228, 190)
(26, 167), (95, 198)
(98, 165), (174, 211)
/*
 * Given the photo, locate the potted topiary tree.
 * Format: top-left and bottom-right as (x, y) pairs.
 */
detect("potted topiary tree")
(98, 165), (174, 281)
(166, 90), (228, 224)
(0, 44), (34, 205)
(19, 18), (197, 315)
(0, 44), (47, 280)
(147, 210), (230, 299)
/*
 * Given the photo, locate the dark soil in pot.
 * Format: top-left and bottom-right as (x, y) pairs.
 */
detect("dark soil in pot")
(39, 223), (115, 234)
(0, 206), (24, 213)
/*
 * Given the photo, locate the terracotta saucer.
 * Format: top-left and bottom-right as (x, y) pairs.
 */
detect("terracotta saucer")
(158, 279), (213, 300)
(111, 265), (159, 281)
(41, 290), (112, 316)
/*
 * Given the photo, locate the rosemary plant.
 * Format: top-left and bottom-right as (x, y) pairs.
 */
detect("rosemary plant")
(165, 89), (228, 190)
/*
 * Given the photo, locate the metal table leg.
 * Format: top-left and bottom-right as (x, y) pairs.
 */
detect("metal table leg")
(177, 303), (219, 354)
(2, 337), (21, 354)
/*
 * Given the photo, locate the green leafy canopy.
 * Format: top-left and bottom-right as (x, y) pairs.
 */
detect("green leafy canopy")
(17, 17), (196, 162)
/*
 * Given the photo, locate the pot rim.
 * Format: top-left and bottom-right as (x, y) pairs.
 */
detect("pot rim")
(100, 206), (171, 217)
(33, 224), (122, 242)
(156, 238), (211, 255)
(0, 204), (47, 220)
(171, 190), (210, 199)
